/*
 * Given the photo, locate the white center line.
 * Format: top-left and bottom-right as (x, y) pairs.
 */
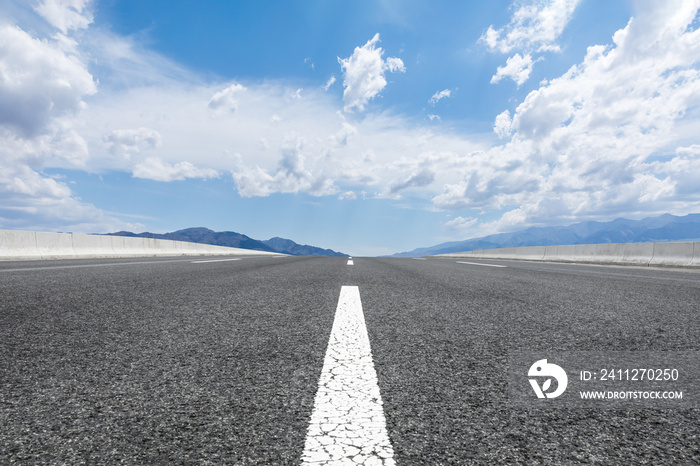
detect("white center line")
(347, 259), (354, 265)
(457, 261), (507, 268)
(302, 286), (395, 465)
(412, 257), (427, 260)
(190, 258), (242, 264)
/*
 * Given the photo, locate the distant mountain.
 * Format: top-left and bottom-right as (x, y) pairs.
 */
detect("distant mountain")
(390, 213), (700, 257)
(106, 227), (347, 256)
(262, 237), (347, 257)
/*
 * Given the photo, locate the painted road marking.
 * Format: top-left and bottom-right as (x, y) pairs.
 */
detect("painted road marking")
(457, 261), (507, 268)
(190, 258), (242, 264)
(302, 286), (395, 465)
(412, 257), (427, 260)
(0, 258), (197, 273)
(347, 259), (354, 265)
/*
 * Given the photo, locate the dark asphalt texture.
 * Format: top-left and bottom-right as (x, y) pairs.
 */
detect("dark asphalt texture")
(1, 256), (699, 464)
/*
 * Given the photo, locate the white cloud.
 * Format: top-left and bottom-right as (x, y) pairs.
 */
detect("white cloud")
(50, 127), (90, 166)
(0, 159), (70, 199)
(655, 145), (700, 198)
(34, 0), (93, 34)
(493, 110), (513, 138)
(386, 168), (436, 198)
(482, 0), (582, 86)
(132, 157), (219, 182)
(4, 0), (699, 243)
(208, 83), (246, 113)
(435, 0), (700, 232)
(324, 75), (337, 91)
(490, 53), (536, 86)
(74, 72), (489, 205)
(0, 24), (96, 137)
(0, 12), (135, 233)
(429, 89), (452, 105)
(480, 0), (582, 54)
(338, 33), (406, 112)
(105, 127), (162, 157)
(232, 133), (337, 197)
(327, 122), (357, 148)
(0, 2), (482, 234)
(0, 128), (138, 233)
(442, 216), (477, 231)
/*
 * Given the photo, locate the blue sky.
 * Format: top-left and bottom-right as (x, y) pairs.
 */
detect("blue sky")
(1, 1), (699, 255)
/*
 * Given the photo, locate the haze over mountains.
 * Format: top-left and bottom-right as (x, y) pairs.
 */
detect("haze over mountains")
(391, 213), (700, 257)
(106, 228), (347, 257)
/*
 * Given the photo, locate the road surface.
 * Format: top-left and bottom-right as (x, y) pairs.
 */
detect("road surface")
(1, 256), (698, 464)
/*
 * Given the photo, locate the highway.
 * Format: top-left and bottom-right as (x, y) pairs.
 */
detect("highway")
(1, 256), (699, 464)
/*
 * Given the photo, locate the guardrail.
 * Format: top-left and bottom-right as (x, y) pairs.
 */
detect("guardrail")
(436, 242), (700, 268)
(0, 229), (281, 261)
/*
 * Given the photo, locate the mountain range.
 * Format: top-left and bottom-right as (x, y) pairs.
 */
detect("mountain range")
(106, 227), (347, 257)
(391, 213), (700, 257)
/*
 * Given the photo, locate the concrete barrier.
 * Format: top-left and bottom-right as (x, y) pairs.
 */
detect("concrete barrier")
(621, 243), (654, 265)
(649, 242), (695, 267)
(0, 230), (40, 260)
(72, 233), (116, 258)
(547, 244), (576, 262)
(119, 236), (148, 257)
(110, 235), (132, 257)
(514, 246), (546, 260)
(0, 229), (283, 261)
(437, 241), (699, 268)
(572, 244), (600, 263)
(594, 243), (624, 264)
(179, 240), (202, 255)
(35, 231), (77, 260)
(692, 243), (700, 267)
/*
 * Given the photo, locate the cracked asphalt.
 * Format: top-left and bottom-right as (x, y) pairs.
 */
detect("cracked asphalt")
(302, 286), (394, 465)
(1, 255), (699, 464)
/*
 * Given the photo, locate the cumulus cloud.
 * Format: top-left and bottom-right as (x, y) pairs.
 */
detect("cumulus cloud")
(493, 110), (513, 138)
(482, 0), (582, 86)
(429, 89), (452, 105)
(338, 33), (405, 112)
(653, 145), (700, 198)
(480, 0), (581, 54)
(490, 53), (536, 86)
(232, 134), (336, 197)
(0, 7), (133, 233)
(0, 24), (96, 137)
(4, 0), (699, 242)
(208, 83), (246, 113)
(435, 0), (700, 231)
(0, 127), (138, 232)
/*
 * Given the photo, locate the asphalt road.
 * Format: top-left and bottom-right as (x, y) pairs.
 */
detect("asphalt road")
(1, 255), (699, 464)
